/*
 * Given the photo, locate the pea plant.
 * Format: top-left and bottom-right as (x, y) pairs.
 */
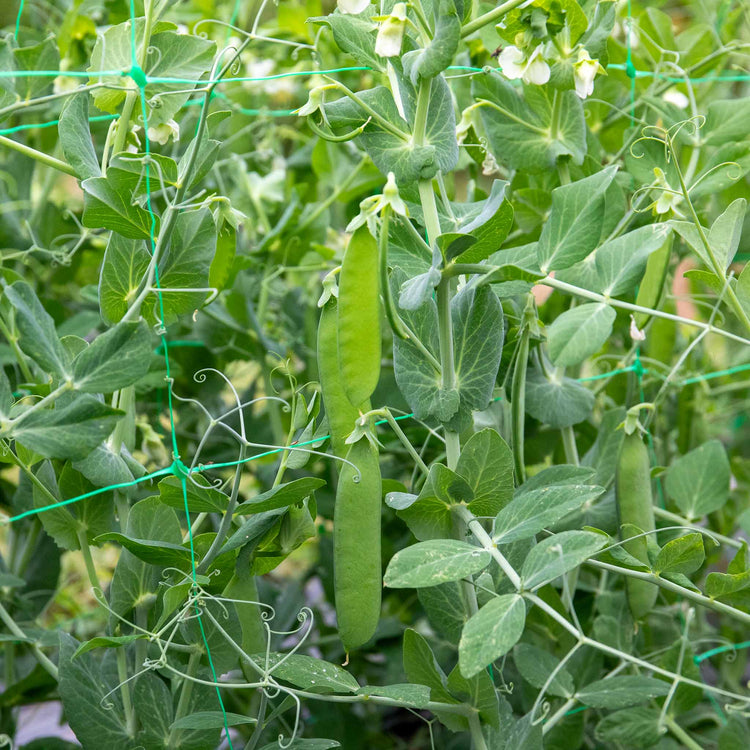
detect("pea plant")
(0, 0), (750, 748)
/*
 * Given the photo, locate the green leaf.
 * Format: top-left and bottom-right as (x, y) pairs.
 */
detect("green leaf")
(158, 476), (229, 513)
(58, 633), (131, 749)
(109, 152), (179, 187)
(453, 180), (514, 263)
(98, 234), (151, 325)
(250, 652), (360, 694)
(72, 634), (148, 658)
(12, 394), (123, 461)
(595, 706), (663, 747)
(450, 281), (505, 415)
(403, 628), (458, 704)
(325, 88), (433, 184)
(456, 428), (514, 516)
(493, 485), (604, 545)
(0, 370), (12, 419)
(312, 10), (383, 71)
(403, 0), (460, 84)
(13, 36), (60, 99)
(5, 281), (70, 378)
(82, 169), (159, 240)
(88, 20), (216, 128)
(71, 321), (151, 392)
(738, 263), (750, 320)
(384, 540), (491, 588)
(547, 303), (616, 367)
(170, 712), (257, 730)
(577, 675), (670, 709)
(521, 531), (606, 589)
(474, 75), (586, 172)
(234, 477), (326, 515)
(708, 198), (746, 270)
(32, 461), (79, 551)
(706, 569), (750, 600)
(418, 582), (467, 643)
(594, 224), (673, 296)
(58, 93), (101, 180)
(446, 662), (500, 729)
(704, 97), (750, 146)
(154, 206), (216, 322)
(652, 533), (704, 576)
(665, 440), (730, 519)
(536, 167), (618, 272)
(356, 684), (432, 708)
(513, 643), (574, 698)
(94, 531), (192, 568)
(524, 368), (595, 428)
(458, 594), (526, 678)
(397, 463), (472, 541)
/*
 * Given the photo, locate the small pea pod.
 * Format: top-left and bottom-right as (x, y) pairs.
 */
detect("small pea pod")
(615, 428), (658, 619)
(634, 232), (673, 328)
(317, 298), (369, 457)
(338, 226), (381, 407)
(334, 436), (382, 651)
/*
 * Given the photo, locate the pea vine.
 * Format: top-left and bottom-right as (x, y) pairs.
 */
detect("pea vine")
(0, 1), (749, 749)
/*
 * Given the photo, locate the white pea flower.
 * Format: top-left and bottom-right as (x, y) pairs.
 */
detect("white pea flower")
(629, 315), (646, 342)
(346, 172), (407, 233)
(296, 85), (334, 117)
(652, 167), (683, 215)
(375, 3), (407, 58)
(498, 45), (550, 86)
(147, 118), (180, 145)
(456, 107), (474, 145)
(573, 50), (603, 99)
(337, 0), (370, 14)
(663, 88), (689, 109)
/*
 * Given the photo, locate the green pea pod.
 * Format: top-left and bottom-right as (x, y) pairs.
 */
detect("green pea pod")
(317, 299), (369, 457)
(634, 233), (673, 328)
(615, 431), (658, 619)
(338, 226), (381, 407)
(334, 437), (382, 652)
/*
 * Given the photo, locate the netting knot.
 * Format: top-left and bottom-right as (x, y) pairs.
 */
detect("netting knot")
(625, 60), (637, 80)
(128, 65), (148, 89)
(631, 356), (645, 379)
(170, 457), (190, 479)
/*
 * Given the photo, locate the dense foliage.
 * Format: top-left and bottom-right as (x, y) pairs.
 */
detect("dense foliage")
(0, 0), (749, 748)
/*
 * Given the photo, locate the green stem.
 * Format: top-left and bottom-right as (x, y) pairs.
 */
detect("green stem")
(5, 382), (73, 431)
(663, 715), (703, 750)
(116, 646), (136, 738)
(76, 528), (100, 591)
(12, 518), (41, 577)
(197, 445), (246, 574)
(381, 410), (430, 476)
(168, 650), (202, 746)
(511, 325), (530, 485)
(561, 425), (579, 465)
(653, 507), (741, 549)
(112, 0), (156, 155)
(0, 134), (78, 177)
(586, 559), (750, 625)
(245, 690), (268, 750)
(461, 0), (531, 38)
(524, 592), (748, 704)
(468, 712), (489, 750)
(455, 504), (522, 590)
(379, 208), (409, 341)
(542, 275), (750, 348)
(0, 600), (58, 679)
(671, 152), (750, 333)
(0, 314), (33, 382)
